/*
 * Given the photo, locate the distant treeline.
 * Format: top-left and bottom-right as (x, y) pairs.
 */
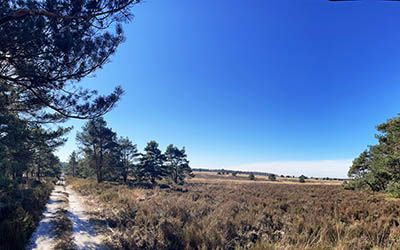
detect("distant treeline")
(193, 168), (347, 181)
(193, 168), (274, 176)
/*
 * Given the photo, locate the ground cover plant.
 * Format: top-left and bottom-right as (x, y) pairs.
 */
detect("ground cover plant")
(69, 176), (400, 250)
(0, 180), (53, 250)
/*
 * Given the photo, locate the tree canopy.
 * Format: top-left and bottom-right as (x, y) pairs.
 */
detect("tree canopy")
(76, 117), (117, 183)
(1, 0), (139, 122)
(1, 0), (139, 185)
(165, 144), (192, 184)
(347, 115), (400, 196)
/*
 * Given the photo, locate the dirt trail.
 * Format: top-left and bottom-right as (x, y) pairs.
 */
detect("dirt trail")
(26, 185), (66, 250)
(26, 185), (105, 250)
(66, 186), (104, 249)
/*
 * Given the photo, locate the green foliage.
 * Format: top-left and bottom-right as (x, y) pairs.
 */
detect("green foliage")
(249, 173), (255, 180)
(137, 141), (167, 184)
(268, 174), (276, 181)
(0, 174), (12, 190)
(117, 137), (139, 183)
(74, 121), (192, 186)
(76, 118), (117, 183)
(343, 178), (367, 190)
(0, 181), (53, 250)
(299, 175), (306, 183)
(348, 115), (400, 193)
(67, 151), (79, 177)
(165, 144), (192, 184)
(0, 1), (141, 248)
(0, 0), (140, 122)
(386, 181), (400, 198)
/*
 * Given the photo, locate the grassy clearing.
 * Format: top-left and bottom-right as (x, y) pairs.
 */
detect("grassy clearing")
(0, 180), (53, 250)
(69, 177), (400, 250)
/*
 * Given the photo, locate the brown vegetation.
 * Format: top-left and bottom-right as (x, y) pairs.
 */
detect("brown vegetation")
(69, 177), (400, 250)
(191, 172), (343, 186)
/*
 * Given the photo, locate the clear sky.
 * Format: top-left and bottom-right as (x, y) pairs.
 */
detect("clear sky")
(56, 0), (400, 178)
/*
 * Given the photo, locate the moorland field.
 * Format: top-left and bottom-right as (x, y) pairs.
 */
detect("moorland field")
(67, 172), (400, 250)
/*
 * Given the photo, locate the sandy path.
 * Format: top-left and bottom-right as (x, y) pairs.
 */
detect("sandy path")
(26, 185), (105, 250)
(66, 186), (105, 250)
(26, 185), (67, 250)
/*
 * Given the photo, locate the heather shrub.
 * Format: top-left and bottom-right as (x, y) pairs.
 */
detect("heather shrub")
(70, 178), (400, 250)
(0, 181), (53, 250)
(386, 181), (400, 198)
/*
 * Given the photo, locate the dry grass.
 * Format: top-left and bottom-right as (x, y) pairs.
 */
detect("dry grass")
(191, 172), (343, 186)
(69, 177), (400, 250)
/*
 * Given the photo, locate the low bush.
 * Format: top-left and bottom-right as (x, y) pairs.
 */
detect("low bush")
(0, 180), (53, 250)
(386, 181), (400, 198)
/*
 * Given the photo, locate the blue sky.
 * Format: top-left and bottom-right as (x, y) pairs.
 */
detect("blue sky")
(56, 0), (400, 178)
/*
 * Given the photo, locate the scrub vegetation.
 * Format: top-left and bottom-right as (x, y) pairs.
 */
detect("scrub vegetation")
(68, 175), (400, 250)
(0, 180), (53, 250)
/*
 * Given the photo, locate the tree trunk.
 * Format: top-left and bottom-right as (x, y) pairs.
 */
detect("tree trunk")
(72, 163), (76, 177)
(36, 165), (41, 181)
(98, 144), (103, 183)
(123, 174), (127, 183)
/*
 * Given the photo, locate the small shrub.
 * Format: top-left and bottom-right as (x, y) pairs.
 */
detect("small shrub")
(386, 181), (400, 198)
(0, 181), (53, 250)
(299, 175), (306, 183)
(343, 178), (368, 190)
(0, 175), (11, 189)
(249, 174), (255, 181)
(159, 184), (170, 189)
(268, 174), (276, 181)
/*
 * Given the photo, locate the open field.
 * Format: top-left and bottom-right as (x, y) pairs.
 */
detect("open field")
(190, 171), (344, 185)
(68, 174), (400, 250)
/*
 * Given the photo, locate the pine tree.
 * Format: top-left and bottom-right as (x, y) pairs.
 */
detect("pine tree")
(138, 141), (167, 185)
(76, 118), (117, 183)
(0, 0), (140, 122)
(117, 137), (139, 183)
(68, 151), (79, 177)
(164, 144), (192, 184)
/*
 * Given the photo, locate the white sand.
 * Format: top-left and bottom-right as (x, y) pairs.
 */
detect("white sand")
(26, 185), (67, 250)
(26, 185), (105, 250)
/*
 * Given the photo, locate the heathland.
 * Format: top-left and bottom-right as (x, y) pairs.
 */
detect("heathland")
(64, 172), (400, 250)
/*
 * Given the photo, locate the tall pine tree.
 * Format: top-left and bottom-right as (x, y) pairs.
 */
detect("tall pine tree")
(138, 141), (167, 185)
(117, 137), (139, 183)
(76, 118), (116, 183)
(165, 145), (192, 184)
